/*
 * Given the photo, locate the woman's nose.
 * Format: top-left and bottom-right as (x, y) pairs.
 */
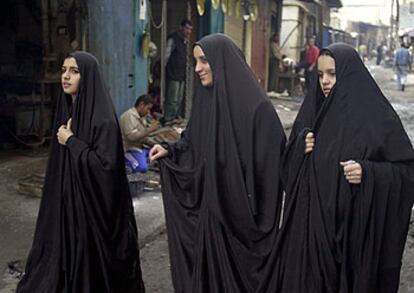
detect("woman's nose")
(195, 62), (202, 73)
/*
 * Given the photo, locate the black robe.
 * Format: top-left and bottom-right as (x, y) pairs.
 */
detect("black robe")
(158, 34), (286, 292)
(16, 52), (145, 293)
(258, 43), (414, 293)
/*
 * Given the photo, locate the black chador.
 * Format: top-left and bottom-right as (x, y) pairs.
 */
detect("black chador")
(17, 52), (145, 293)
(159, 34), (286, 293)
(259, 43), (414, 293)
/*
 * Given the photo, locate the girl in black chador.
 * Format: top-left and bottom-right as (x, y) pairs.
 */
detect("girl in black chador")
(259, 43), (414, 293)
(150, 34), (286, 292)
(17, 52), (145, 293)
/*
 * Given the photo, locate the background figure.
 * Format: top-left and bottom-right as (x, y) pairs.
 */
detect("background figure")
(268, 33), (282, 91)
(281, 54), (296, 73)
(16, 52), (145, 293)
(304, 37), (319, 93)
(120, 94), (160, 173)
(163, 19), (192, 125)
(394, 43), (412, 91)
(150, 34), (286, 293)
(358, 43), (368, 60)
(376, 42), (384, 65)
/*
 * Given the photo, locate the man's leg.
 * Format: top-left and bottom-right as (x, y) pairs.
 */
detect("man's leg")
(124, 150), (149, 173)
(268, 59), (276, 91)
(396, 67), (402, 90)
(164, 80), (180, 122)
(174, 81), (185, 119)
(401, 72), (407, 91)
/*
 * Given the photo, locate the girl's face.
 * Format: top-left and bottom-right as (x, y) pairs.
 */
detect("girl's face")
(317, 55), (336, 97)
(193, 45), (213, 87)
(61, 57), (81, 98)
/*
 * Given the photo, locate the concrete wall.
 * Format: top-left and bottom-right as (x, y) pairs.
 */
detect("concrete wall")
(400, 3), (414, 33)
(280, 5), (301, 61)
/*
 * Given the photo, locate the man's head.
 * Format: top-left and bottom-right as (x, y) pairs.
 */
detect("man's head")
(180, 19), (193, 39)
(135, 94), (154, 117)
(271, 33), (279, 43)
(308, 37), (316, 47)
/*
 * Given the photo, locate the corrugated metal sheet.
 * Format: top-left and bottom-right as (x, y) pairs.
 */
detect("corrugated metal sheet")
(251, 0), (271, 89)
(87, 0), (148, 116)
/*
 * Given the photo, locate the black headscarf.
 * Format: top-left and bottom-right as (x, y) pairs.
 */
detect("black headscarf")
(17, 51), (145, 293)
(159, 34), (286, 292)
(259, 43), (414, 293)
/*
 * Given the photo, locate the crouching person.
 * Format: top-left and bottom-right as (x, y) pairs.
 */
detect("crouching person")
(120, 94), (160, 173)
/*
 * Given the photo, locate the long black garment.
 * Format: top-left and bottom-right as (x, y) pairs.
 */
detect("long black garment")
(158, 34), (286, 292)
(17, 52), (145, 293)
(258, 43), (414, 293)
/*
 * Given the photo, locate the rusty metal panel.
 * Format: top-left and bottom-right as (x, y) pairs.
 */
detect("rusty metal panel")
(251, 0), (271, 89)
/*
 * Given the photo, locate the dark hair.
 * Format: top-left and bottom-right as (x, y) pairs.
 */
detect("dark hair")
(319, 49), (334, 58)
(134, 94), (154, 107)
(181, 19), (192, 27)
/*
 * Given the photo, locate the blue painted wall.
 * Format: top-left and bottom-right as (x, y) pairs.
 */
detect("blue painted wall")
(87, 0), (149, 116)
(134, 1), (149, 107)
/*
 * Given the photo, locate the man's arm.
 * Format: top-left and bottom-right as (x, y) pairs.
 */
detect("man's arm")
(394, 50), (399, 67)
(165, 38), (175, 64)
(125, 120), (160, 142)
(270, 43), (282, 60)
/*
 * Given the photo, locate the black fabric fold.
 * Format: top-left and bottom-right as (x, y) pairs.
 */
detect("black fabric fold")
(158, 34), (286, 292)
(17, 51), (145, 293)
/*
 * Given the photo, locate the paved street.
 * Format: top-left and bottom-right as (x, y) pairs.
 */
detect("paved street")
(1, 64), (413, 292)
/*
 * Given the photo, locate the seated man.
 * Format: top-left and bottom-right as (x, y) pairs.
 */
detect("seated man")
(119, 94), (160, 173)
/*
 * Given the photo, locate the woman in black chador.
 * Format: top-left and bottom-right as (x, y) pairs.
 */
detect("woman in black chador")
(17, 52), (145, 292)
(149, 34), (286, 292)
(259, 43), (414, 293)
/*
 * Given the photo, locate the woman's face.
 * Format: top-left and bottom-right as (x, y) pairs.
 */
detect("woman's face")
(193, 45), (213, 87)
(61, 57), (81, 98)
(317, 55), (336, 97)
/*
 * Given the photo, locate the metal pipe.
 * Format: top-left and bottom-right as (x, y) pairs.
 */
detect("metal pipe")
(160, 0), (167, 110)
(185, 0), (193, 119)
(41, 0), (50, 54)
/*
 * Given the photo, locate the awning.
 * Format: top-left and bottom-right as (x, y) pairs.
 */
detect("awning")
(326, 0), (342, 8)
(296, 0), (342, 8)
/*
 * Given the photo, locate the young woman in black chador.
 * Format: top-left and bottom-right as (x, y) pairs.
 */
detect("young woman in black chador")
(17, 52), (145, 293)
(259, 43), (414, 293)
(150, 34), (286, 293)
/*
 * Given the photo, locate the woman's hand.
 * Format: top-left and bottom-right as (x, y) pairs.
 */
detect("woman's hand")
(57, 118), (73, 145)
(340, 160), (363, 184)
(149, 144), (169, 162)
(304, 132), (315, 154)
